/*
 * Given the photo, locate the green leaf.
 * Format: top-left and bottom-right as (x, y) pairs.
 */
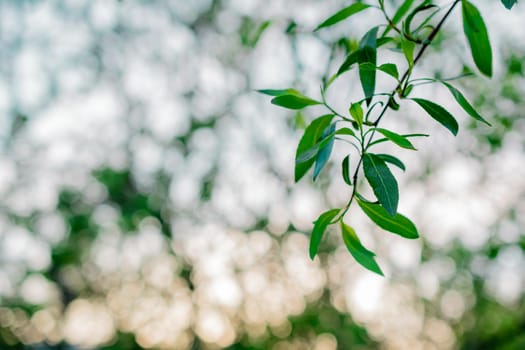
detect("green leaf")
(341, 221), (384, 276)
(357, 198), (419, 239)
(335, 127), (356, 137)
(259, 88), (321, 109)
(315, 3), (371, 31)
(400, 36), (415, 67)
(342, 155), (352, 185)
(374, 128), (417, 150)
(391, 0), (416, 27)
(271, 94), (321, 110)
(358, 27), (378, 106)
(309, 209), (340, 259)
(411, 98), (459, 136)
(403, 2), (436, 38)
(462, 0), (492, 77)
(378, 63), (399, 80)
(442, 82), (491, 126)
(257, 88), (296, 96)
(376, 154), (406, 171)
(363, 153), (399, 216)
(349, 102), (364, 127)
(313, 124), (336, 180)
(337, 50), (359, 75)
(295, 115), (334, 182)
(501, 0), (517, 9)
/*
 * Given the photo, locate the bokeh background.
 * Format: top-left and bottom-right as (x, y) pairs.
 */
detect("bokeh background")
(0, 0), (524, 349)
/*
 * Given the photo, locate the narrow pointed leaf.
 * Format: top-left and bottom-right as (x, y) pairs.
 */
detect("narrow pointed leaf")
(378, 63), (399, 80)
(391, 0), (415, 26)
(462, 0), (492, 77)
(271, 94), (321, 110)
(337, 50), (359, 75)
(295, 115), (334, 182)
(342, 155), (352, 185)
(357, 198), (419, 239)
(257, 88), (296, 96)
(363, 153), (399, 216)
(313, 124), (336, 180)
(442, 82), (491, 125)
(309, 209), (340, 259)
(411, 98), (459, 136)
(358, 27), (378, 105)
(315, 3), (371, 30)
(375, 128), (416, 150)
(341, 221), (384, 276)
(376, 154), (406, 171)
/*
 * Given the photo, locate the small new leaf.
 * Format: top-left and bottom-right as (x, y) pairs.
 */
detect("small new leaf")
(363, 153), (399, 216)
(341, 221), (384, 276)
(309, 209), (340, 259)
(342, 155), (352, 185)
(357, 198), (419, 239)
(411, 98), (459, 136)
(462, 0), (493, 77)
(315, 3), (371, 31)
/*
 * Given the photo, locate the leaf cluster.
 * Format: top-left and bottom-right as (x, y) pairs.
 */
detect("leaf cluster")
(260, 0), (515, 275)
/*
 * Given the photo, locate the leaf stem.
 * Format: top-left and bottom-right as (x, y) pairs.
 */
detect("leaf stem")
(334, 0), (461, 222)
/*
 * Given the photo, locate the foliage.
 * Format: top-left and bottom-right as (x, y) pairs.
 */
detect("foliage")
(261, 0), (517, 275)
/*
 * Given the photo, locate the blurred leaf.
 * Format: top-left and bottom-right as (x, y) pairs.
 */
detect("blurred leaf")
(315, 3), (371, 31)
(378, 63), (399, 80)
(411, 98), (459, 135)
(501, 0), (517, 9)
(387, 0), (416, 35)
(337, 50), (360, 75)
(400, 36), (415, 67)
(363, 153), (399, 216)
(295, 115), (334, 182)
(358, 27), (378, 105)
(335, 127), (356, 137)
(375, 128), (417, 150)
(462, 0), (492, 77)
(342, 155), (352, 185)
(403, 1), (436, 39)
(258, 88), (321, 109)
(357, 198), (419, 239)
(376, 154), (406, 171)
(313, 124), (336, 180)
(349, 102), (364, 128)
(310, 208), (340, 259)
(341, 221), (384, 276)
